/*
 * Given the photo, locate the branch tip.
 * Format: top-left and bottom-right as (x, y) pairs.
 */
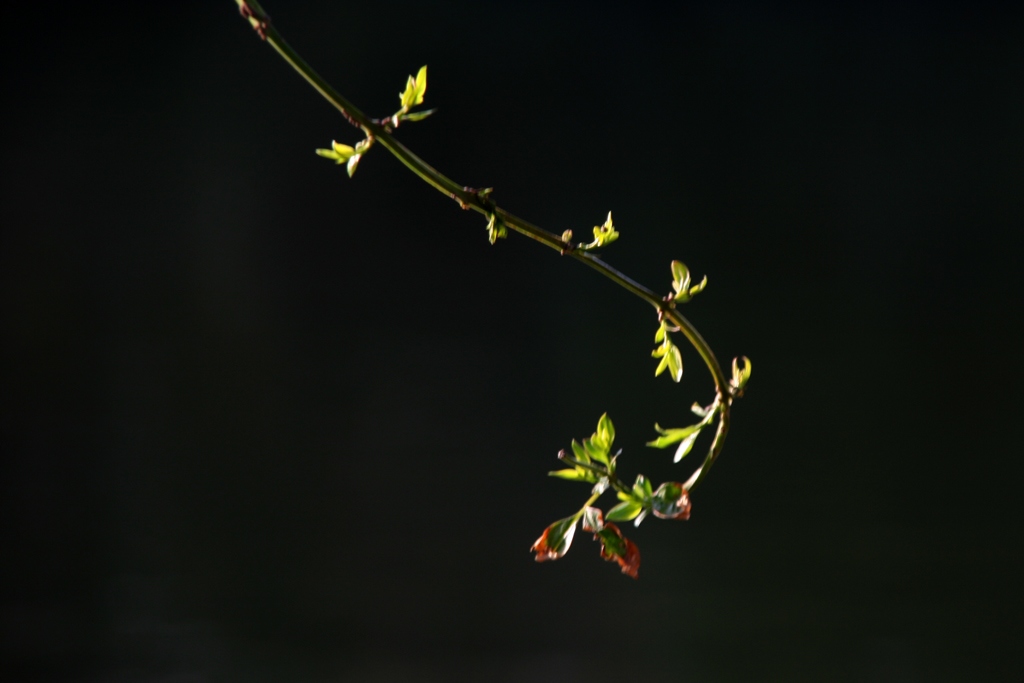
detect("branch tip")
(238, 1), (271, 40)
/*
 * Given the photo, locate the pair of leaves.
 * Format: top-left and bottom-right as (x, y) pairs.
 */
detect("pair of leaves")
(652, 322), (683, 382)
(315, 138), (373, 177)
(646, 402), (716, 462)
(581, 507), (640, 579)
(671, 260), (707, 303)
(395, 65), (436, 124)
(531, 507), (640, 579)
(607, 474), (653, 526)
(399, 65), (428, 109)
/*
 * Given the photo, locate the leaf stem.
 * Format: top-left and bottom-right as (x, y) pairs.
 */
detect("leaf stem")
(558, 452), (632, 497)
(235, 0), (737, 492)
(573, 491), (604, 523)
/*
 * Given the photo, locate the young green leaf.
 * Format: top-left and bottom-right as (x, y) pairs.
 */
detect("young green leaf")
(596, 413), (615, 450)
(646, 423), (703, 449)
(401, 108), (436, 122)
(315, 140), (356, 164)
(632, 475), (645, 498)
(548, 468), (588, 481)
(399, 65), (428, 109)
(688, 275), (708, 298)
(591, 212), (619, 247)
(652, 323), (682, 380)
(672, 260), (706, 303)
(578, 211), (620, 250)
(654, 353), (670, 377)
(630, 474), (653, 503)
(583, 437), (610, 466)
(666, 344), (683, 382)
(673, 430), (701, 462)
(485, 213), (507, 244)
(413, 65), (427, 104)
(606, 500), (644, 522)
(671, 260), (691, 295)
(571, 439), (589, 464)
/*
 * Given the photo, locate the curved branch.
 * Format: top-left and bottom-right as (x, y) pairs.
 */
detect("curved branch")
(235, 0), (737, 491)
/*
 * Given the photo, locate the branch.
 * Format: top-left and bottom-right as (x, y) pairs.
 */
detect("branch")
(234, 0), (744, 494)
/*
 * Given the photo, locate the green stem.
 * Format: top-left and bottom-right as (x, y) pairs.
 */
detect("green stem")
(235, 0), (737, 492)
(573, 491), (604, 522)
(559, 453), (632, 496)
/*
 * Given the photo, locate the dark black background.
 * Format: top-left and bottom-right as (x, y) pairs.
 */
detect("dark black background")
(3, 1), (1023, 681)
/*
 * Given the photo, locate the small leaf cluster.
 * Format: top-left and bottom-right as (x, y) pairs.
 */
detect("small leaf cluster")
(582, 507), (640, 578)
(647, 400), (717, 463)
(389, 66), (436, 127)
(549, 412), (618, 483)
(652, 321), (684, 382)
(485, 212), (507, 245)
(533, 414), (694, 579)
(607, 473), (653, 524)
(315, 137), (374, 177)
(670, 260), (707, 303)
(578, 211), (620, 251)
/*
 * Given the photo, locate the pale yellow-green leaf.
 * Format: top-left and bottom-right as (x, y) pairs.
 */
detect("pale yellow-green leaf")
(673, 430), (701, 462)
(606, 500), (643, 522)
(689, 274), (708, 297)
(671, 260), (690, 293)
(667, 345), (683, 382)
(655, 354), (669, 377)
(332, 141), (356, 158)
(597, 413), (615, 448)
(399, 75), (417, 108)
(413, 65), (427, 105)
(548, 468), (587, 481)
(646, 423), (702, 449)
(401, 108), (436, 122)
(571, 439), (589, 463)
